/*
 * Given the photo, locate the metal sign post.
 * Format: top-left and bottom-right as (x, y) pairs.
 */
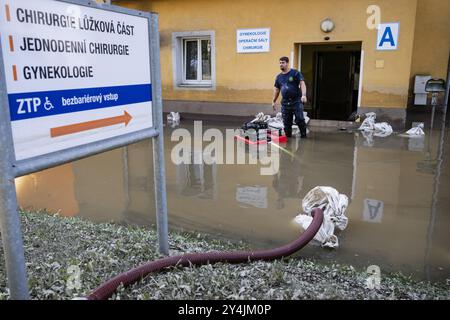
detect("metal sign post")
(0, 0), (168, 299)
(149, 14), (169, 255)
(0, 75), (29, 299)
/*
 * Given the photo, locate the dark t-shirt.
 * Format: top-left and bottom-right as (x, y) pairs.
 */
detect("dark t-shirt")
(274, 69), (305, 104)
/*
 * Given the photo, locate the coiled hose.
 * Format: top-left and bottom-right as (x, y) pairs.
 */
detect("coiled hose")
(87, 208), (323, 300)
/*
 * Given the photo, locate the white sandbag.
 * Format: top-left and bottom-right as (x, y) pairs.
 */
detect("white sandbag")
(358, 112), (376, 131)
(251, 112), (270, 123)
(294, 214), (339, 248)
(373, 122), (393, 137)
(268, 121), (284, 130)
(405, 123), (425, 136)
(275, 112), (283, 122)
(251, 112), (310, 138)
(266, 111), (310, 132)
(294, 186), (349, 249)
(358, 112), (392, 137)
(167, 112), (180, 127)
(302, 186), (349, 230)
(167, 112), (180, 122)
(267, 113), (284, 129)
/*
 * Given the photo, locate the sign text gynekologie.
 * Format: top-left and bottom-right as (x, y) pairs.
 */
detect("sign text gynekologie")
(236, 28), (270, 53)
(0, 0), (153, 161)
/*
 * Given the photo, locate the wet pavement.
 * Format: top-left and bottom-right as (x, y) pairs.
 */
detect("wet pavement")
(15, 111), (450, 282)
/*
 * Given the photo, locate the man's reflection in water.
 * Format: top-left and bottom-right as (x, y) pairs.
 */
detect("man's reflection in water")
(272, 139), (304, 209)
(175, 151), (217, 200)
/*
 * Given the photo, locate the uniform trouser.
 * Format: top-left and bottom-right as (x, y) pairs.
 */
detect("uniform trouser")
(282, 101), (307, 137)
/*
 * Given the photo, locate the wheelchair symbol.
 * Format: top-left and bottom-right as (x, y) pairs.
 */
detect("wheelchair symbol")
(44, 97), (54, 111)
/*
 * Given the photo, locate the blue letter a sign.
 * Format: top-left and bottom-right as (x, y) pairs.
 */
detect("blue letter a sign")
(377, 23), (399, 50)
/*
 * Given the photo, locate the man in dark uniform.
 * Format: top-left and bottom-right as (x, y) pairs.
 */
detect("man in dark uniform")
(272, 56), (307, 138)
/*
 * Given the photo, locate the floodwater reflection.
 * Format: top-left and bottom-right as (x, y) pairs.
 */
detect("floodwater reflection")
(15, 117), (450, 282)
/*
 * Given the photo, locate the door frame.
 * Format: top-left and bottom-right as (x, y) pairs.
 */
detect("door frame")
(297, 42), (364, 120)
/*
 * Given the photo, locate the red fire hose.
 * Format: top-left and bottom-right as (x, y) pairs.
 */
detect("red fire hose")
(87, 208), (324, 300)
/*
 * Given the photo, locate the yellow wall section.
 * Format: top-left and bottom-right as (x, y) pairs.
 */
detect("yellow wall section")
(410, 0), (450, 79)
(114, 0), (448, 109)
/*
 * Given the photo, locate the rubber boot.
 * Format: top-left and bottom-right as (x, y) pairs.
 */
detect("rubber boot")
(284, 126), (292, 138)
(299, 120), (307, 138)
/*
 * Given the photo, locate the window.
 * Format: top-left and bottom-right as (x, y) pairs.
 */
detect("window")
(183, 38), (211, 84)
(173, 31), (215, 89)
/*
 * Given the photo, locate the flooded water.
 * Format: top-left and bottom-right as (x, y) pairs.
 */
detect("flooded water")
(15, 114), (450, 282)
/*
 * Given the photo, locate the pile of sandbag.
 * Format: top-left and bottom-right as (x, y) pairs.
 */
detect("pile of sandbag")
(251, 112), (310, 133)
(358, 112), (393, 137)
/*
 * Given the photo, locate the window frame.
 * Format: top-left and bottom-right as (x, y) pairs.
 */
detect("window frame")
(181, 37), (211, 85)
(172, 31), (216, 90)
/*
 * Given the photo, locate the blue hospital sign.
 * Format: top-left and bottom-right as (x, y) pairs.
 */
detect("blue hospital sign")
(0, 0), (153, 161)
(377, 23), (399, 51)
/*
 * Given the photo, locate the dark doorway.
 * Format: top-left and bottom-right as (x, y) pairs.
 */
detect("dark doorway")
(300, 43), (361, 121)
